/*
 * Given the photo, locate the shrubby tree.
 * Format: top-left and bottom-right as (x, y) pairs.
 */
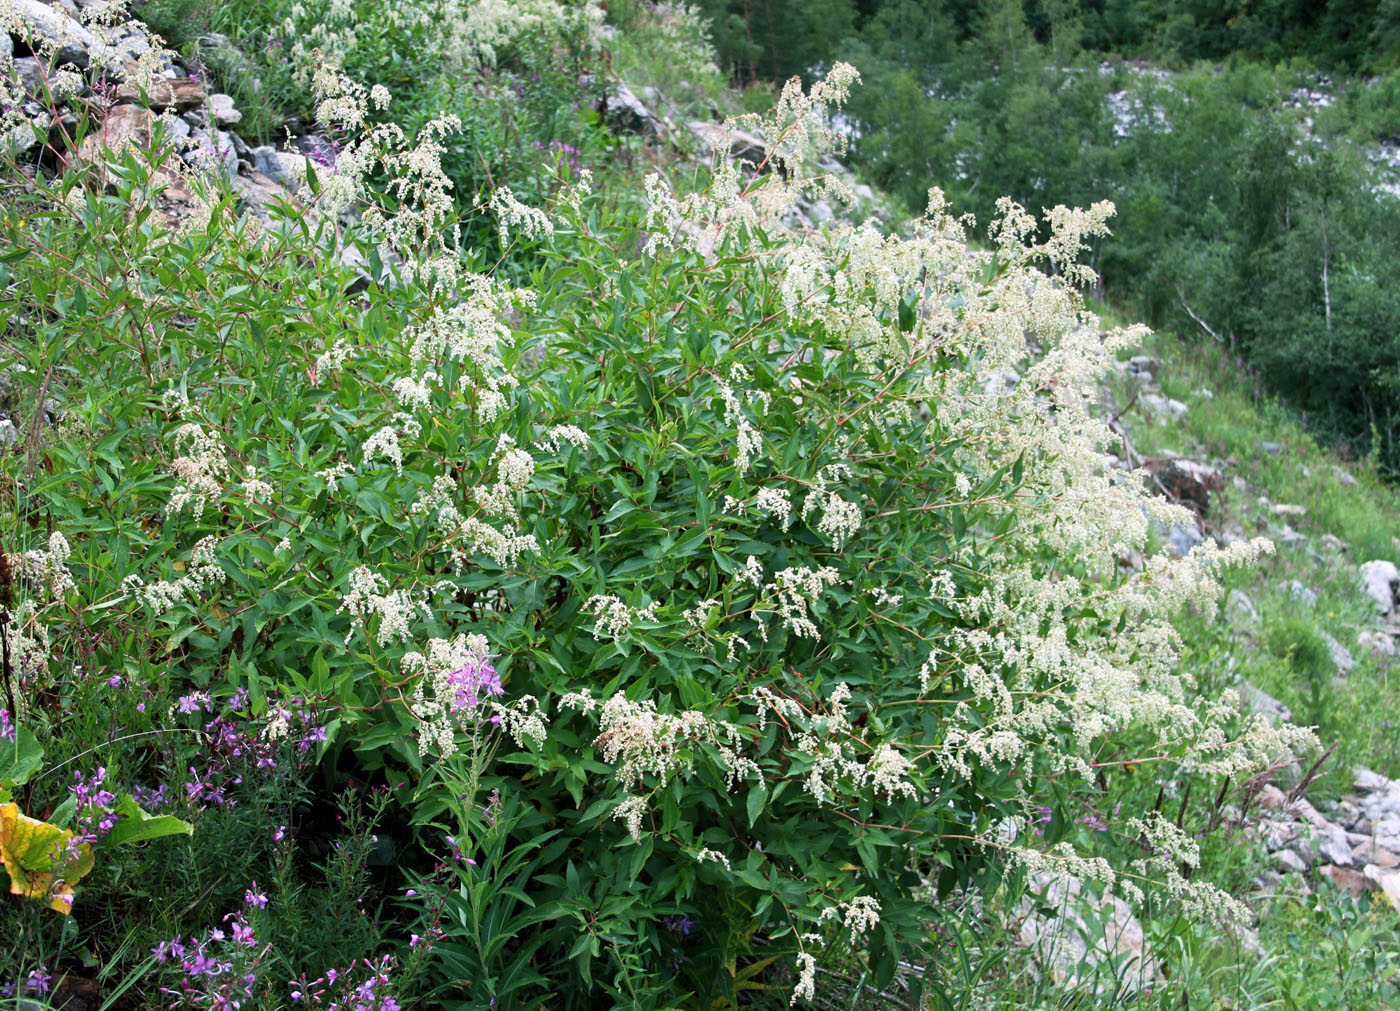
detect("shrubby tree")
(0, 11), (1313, 1006)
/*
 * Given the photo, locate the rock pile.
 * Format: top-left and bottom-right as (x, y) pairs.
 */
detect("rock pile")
(1248, 769), (1400, 910)
(597, 78), (883, 230)
(1, 4), (373, 258)
(1013, 871), (1163, 996)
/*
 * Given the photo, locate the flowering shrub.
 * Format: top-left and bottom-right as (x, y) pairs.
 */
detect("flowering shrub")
(0, 10), (1316, 1003)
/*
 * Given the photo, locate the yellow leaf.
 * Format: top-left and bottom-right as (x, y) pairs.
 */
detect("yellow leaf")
(0, 802), (95, 914)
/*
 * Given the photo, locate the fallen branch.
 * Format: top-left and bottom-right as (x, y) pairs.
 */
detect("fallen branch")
(1177, 290), (1221, 342)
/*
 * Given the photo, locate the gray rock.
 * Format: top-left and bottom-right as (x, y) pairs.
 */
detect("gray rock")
(1129, 355), (1159, 378)
(9, 57), (44, 96)
(1362, 865), (1400, 910)
(1165, 521), (1204, 557)
(251, 145), (285, 182)
(1142, 393), (1188, 420)
(227, 128), (251, 164)
(1316, 829), (1356, 867)
(0, 28), (11, 61)
(1257, 440), (1283, 455)
(601, 81), (658, 135)
(1322, 633), (1355, 674)
(1243, 681), (1291, 724)
(12, 0), (96, 67)
(1357, 767), (1394, 792)
(207, 92), (242, 127)
(1227, 589), (1260, 624)
(0, 419), (17, 447)
(1271, 848), (1307, 873)
(1287, 580), (1318, 608)
(1353, 840), (1400, 869)
(1, 114), (41, 159)
(1372, 785), (1400, 817)
(1360, 560), (1399, 613)
(1015, 872), (1161, 996)
(1358, 631), (1396, 658)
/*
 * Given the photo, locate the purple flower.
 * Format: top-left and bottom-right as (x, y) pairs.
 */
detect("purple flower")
(444, 659), (503, 714)
(132, 783), (168, 810)
(245, 884), (268, 908)
(0, 708), (14, 741)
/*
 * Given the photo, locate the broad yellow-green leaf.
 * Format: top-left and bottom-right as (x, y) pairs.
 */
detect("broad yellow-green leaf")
(0, 802), (94, 914)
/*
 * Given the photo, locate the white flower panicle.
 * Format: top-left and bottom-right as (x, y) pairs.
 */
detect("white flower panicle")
(593, 692), (714, 790)
(583, 595), (659, 640)
(534, 424), (590, 453)
(14, 532), (77, 600)
(754, 487), (793, 530)
(166, 423), (229, 519)
(125, 536), (227, 616)
(362, 426), (404, 475)
(489, 187), (555, 246)
(337, 565), (427, 646)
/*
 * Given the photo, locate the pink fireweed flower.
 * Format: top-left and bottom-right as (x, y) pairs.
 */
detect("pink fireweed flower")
(444, 659), (503, 713)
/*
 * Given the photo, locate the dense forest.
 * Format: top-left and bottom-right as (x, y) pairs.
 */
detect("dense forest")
(694, 0), (1400, 472)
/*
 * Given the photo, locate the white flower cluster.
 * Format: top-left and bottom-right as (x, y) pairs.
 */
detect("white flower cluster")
(337, 565), (427, 646)
(166, 423), (229, 519)
(715, 378), (763, 474)
(125, 536), (227, 617)
(593, 692), (716, 789)
(806, 490), (862, 549)
(820, 895), (882, 943)
(753, 487), (793, 530)
(14, 532), (76, 600)
(362, 426), (404, 475)
(768, 565), (842, 640)
(533, 424), (590, 454)
(405, 277), (530, 420)
(491, 694), (549, 749)
(488, 187), (554, 246)
(583, 595), (659, 641)
(695, 848), (731, 870)
(404, 633), (493, 756)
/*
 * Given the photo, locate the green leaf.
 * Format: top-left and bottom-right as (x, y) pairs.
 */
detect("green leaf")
(102, 796), (193, 849)
(0, 727), (43, 789)
(746, 782), (766, 828)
